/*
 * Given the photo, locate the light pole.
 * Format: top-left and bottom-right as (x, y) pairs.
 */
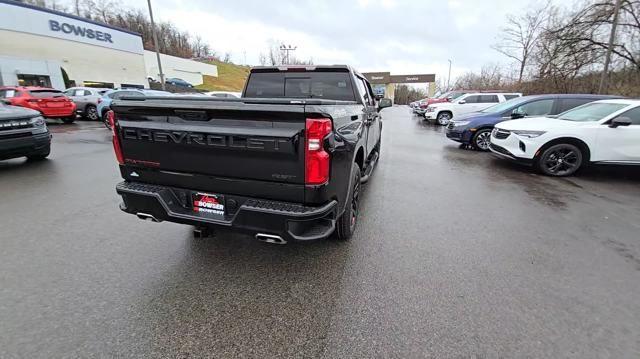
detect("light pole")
(447, 59), (452, 91)
(147, 0), (165, 90)
(598, 0), (623, 94)
(279, 44), (297, 65)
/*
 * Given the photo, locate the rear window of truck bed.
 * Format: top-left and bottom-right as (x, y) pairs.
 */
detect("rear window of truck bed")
(244, 72), (356, 101)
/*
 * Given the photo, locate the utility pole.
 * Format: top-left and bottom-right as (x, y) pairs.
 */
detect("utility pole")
(598, 0), (623, 94)
(447, 59), (452, 91)
(147, 0), (165, 90)
(279, 44), (297, 65)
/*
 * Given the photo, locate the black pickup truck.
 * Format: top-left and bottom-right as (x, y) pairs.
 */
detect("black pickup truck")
(111, 65), (391, 243)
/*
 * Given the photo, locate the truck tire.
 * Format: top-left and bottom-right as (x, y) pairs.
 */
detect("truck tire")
(27, 146), (50, 161)
(335, 165), (361, 241)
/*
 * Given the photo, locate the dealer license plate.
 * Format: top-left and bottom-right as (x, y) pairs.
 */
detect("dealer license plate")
(192, 192), (225, 216)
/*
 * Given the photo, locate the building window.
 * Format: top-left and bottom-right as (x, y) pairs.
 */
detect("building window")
(121, 84), (144, 89)
(17, 74), (52, 87)
(83, 81), (114, 89)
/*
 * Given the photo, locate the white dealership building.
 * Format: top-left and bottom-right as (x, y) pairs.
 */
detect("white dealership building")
(0, 0), (217, 90)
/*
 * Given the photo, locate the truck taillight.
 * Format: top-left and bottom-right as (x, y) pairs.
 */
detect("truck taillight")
(107, 110), (124, 164)
(305, 118), (332, 185)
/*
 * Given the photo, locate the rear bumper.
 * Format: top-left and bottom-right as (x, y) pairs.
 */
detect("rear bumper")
(40, 109), (76, 118)
(116, 181), (338, 241)
(0, 131), (51, 160)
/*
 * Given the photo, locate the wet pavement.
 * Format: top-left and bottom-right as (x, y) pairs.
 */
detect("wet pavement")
(1, 107), (639, 358)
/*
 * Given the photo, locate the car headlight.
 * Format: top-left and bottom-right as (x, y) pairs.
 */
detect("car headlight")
(452, 120), (471, 127)
(30, 116), (46, 127)
(513, 130), (546, 138)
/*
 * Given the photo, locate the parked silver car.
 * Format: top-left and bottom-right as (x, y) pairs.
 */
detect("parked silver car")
(63, 87), (109, 121)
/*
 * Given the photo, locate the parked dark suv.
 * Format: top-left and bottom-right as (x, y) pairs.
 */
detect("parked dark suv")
(0, 101), (51, 161)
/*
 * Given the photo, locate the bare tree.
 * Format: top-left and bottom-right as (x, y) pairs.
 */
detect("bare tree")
(492, 1), (551, 83)
(454, 64), (507, 90)
(551, 0), (639, 71)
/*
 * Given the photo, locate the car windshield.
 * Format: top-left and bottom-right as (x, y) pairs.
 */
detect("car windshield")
(449, 92), (466, 100)
(557, 102), (628, 122)
(481, 96), (531, 114)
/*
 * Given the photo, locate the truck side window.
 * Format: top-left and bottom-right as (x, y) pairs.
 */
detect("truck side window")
(355, 78), (369, 105)
(364, 80), (376, 106)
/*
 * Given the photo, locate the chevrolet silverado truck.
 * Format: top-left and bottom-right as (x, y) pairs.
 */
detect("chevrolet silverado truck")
(110, 65), (391, 243)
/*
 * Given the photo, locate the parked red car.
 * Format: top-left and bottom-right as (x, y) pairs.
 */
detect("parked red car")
(0, 86), (77, 123)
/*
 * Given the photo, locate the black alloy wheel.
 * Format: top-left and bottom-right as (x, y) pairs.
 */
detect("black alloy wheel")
(537, 143), (583, 176)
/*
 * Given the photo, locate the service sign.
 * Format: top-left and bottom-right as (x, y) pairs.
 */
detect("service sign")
(0, 1), (144, 55)
(389, 74), (436, 83)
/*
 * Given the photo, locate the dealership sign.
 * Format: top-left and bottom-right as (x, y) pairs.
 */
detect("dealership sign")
(49, 20), (114, 43)
(363, 72), (436, 84)
(0, 1), (144, 54)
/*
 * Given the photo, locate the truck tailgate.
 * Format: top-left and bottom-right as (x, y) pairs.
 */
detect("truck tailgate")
(113, 99), (307, 185)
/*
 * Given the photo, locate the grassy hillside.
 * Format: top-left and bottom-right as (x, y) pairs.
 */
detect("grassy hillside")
(196, 60), (250, 92)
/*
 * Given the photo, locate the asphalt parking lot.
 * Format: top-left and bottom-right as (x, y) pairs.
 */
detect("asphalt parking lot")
(1, 107), (639, 358)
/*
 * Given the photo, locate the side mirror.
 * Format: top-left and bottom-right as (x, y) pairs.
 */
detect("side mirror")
(378, 98), (392, 110)
(511, 110), (525, 119)
(609, 117), (632, 128)
(446, 96), (453, 101)
(458, 100), (466, 104)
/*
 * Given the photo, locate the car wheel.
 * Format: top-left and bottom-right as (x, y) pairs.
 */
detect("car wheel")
(85, 105), (99, 121)
(472, 129), (492, 151)
(61, 116), (75, 124)
(27, 146), (50, 161)
(335, 164), (361, 241)
(536, 143), (583, 177)
(436, 112), (451, 125)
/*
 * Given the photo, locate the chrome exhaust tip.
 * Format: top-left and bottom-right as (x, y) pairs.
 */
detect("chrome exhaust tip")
(255, 233), (287, 244)
(136, 212), (161, 222)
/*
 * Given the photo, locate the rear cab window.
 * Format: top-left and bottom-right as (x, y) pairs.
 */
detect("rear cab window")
(245, 71), (356, 101)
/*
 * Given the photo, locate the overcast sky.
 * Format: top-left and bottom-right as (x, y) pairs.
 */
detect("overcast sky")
(138, 0), (540, 84)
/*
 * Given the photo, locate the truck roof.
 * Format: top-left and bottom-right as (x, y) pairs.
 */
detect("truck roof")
(250, 65), (353, 73)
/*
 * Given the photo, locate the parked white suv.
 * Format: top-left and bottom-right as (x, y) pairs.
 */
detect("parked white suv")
(489, 99), (640, 176)
(425, 92), (522, 125)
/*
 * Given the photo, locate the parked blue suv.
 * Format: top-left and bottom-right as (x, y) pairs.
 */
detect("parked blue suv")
(445, 94), (619, 151)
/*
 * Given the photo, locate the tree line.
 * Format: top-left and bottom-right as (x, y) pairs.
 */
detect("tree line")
(455, 0), (640, 96)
